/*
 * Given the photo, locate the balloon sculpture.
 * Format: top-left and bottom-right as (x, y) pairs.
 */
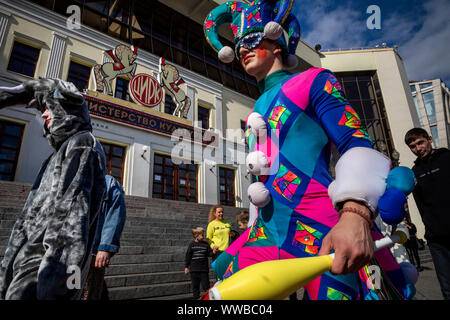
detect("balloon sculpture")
(378, 166), (415, 225)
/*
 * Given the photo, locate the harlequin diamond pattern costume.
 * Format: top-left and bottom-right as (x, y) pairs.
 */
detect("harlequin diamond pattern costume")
(204, 0), (415, 300)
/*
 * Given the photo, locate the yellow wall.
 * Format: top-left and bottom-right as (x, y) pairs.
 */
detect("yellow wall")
(222, 87), (254, 136)
(1, 15), (53, 80)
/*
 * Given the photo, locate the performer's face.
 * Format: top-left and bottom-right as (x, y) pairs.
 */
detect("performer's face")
(41, 107), (52, 129)
(407, 136), (433, 159)
(239, 40), (281, 81)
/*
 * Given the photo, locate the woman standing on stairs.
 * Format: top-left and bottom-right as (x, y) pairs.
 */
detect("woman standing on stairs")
(206, 206), (231, 261)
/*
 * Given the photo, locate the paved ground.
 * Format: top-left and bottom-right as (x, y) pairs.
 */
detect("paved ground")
(287, 261), (444, 300)
(414, 261), (444, 300)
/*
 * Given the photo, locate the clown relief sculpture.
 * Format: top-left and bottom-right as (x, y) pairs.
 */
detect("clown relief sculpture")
(158, 57), (191, 119)
(93, 45), (138, 96)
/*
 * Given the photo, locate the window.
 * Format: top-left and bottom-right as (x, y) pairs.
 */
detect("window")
(198, 106), (210, 130)
(430, 125), (439, 148)
(413, 96), (423, 126)
(28, 0), (260, 100)
(152, 154), (197, 202)
(164, 94), (177, 115)
(101, 142), (126, 185)
(335, 71), (395, 163)
(115, 77), (131, 101)
(419, 82), (433, 92)
(7, 41), (40, 77)
(67, 60), (91, 91)
(410, 85), (416, 95)
(219, 167), (235, 206)
(0, 120), (25, 181)
(240, 120), (246, 139)
(422, 91), (436, 124)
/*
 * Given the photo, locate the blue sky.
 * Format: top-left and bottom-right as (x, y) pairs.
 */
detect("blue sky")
(292, 0), (450, 86)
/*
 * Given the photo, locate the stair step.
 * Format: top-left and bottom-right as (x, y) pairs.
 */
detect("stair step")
(120, 239), (193, 247)
(111, 252), (184, 265)
(106, 261), (185, 276)
(0, 220), (15, 229)
(120, 232), (192, 241)
(140, 293), (195, 300)
(121, 226), (195, 235)
(108, 281), (192, 300)
(124, 219), (208, 228)
(105, 270), (190, 288)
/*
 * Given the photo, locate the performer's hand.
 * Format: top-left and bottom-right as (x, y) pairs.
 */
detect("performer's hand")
(318, 201), (374, 275)
(95, 251), (112, 269)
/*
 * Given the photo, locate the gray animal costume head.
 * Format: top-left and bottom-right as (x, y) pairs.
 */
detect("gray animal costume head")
(0, 78), (92, 149)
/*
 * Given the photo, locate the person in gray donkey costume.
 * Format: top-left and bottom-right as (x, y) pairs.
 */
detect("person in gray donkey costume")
(0, 78), (106, 299)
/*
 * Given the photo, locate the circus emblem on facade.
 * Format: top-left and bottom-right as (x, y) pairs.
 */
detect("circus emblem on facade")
(158, 58), (191, 119)
(93, 44), (138, 95)
(129, 73), (163, 108)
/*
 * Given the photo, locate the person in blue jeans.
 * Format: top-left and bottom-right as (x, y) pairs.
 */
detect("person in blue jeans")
(82, 174), (127, 300)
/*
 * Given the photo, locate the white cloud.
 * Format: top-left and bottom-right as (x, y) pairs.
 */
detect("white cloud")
(392, 0), (450, 83)
(294, 0), (367, 49)
(293, 0), (450, 84)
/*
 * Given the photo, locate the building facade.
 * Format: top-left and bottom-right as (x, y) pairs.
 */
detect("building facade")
(0, 0), (256, 208)
(409, 79), (450, 149)
(0, 0), (425, 237)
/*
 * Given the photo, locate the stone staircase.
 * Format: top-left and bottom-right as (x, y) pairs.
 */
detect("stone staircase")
(418, 246), (433, 264)
(0, 180), (243, 300)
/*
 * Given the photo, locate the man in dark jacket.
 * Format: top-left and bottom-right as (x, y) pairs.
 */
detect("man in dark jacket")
(0, 78), (106, 299)
(405, 127), (450, 300)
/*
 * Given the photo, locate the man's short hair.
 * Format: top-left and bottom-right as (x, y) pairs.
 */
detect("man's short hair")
(192, 227), (204, 238)
(405, 128), (430, 146)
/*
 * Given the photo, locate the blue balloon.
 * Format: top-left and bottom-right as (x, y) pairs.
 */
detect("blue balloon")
(386, 166), (415, 195)
(378, 187), (407, 225)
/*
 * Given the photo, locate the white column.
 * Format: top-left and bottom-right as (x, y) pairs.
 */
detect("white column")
(186, 85), (195, 122)
(214, 96), (223, 133)
(46, 32), (68, 78)
(0, 10), (11, 49)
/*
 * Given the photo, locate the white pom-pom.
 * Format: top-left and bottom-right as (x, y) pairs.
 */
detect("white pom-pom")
(247, 112), (267, 137)
(264, 21), (283, 40)
(218, 46), (235, 63)
(285, 54), (298, 69)
(246, 151), (270, 176)
(248, 182), (271, 207)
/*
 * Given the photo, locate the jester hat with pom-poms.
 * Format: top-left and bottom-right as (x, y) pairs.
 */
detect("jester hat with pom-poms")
(204, 0), (301, 69)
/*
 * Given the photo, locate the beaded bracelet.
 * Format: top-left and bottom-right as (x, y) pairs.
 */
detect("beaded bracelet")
(338, 206), (374, 228)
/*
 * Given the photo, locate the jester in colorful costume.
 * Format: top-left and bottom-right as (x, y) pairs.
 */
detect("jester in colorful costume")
(203, 0), (416, 300)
